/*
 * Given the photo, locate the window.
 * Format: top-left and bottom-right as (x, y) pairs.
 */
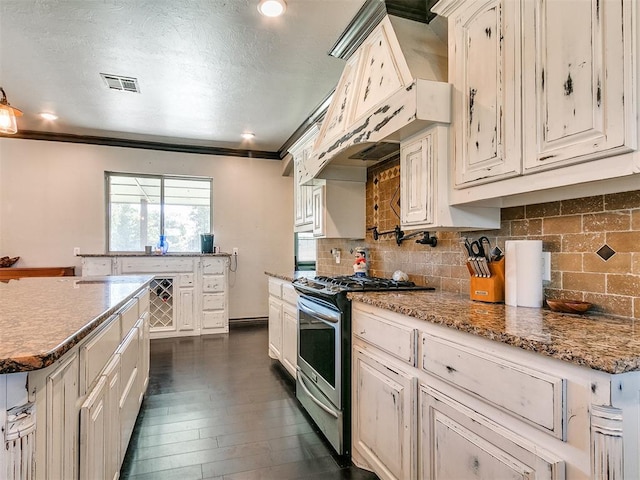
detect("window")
(295, 232), (316, 271)
(106, 172), (212, 253)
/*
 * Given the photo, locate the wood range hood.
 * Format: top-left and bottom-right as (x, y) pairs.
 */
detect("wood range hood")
(299, 1), (451, 185)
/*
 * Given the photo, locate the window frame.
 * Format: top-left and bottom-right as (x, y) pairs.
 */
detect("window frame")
(294, 232), (316, 271)
(105, 171), (213, 253)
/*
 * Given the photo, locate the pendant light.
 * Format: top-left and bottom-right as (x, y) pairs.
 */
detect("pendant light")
(0, 87), (23, 135)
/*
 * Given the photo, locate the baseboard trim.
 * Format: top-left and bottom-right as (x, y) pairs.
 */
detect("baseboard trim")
(229, 317), (268, 328)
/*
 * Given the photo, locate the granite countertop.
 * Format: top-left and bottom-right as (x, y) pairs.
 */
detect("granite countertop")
(348, 291), (640, 375)
(0, 275), (153, 374)
(80, 252), (231, 257)
(264, 271), (316, 282)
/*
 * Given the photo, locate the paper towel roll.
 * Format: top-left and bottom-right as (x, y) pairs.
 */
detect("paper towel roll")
(505, 240), (543, 308)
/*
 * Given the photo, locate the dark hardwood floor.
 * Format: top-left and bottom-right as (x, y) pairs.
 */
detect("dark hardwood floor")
(120, 324), (379, 480)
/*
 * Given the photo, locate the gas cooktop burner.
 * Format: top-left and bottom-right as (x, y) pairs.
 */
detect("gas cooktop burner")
(293, 274), (435, 295)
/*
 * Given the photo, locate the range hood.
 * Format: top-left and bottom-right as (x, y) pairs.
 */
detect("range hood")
(298, 7), (451, 185)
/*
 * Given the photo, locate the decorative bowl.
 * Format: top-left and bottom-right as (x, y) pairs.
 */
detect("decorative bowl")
(0, 256), (19, 268)
(546, 298), (593, 314)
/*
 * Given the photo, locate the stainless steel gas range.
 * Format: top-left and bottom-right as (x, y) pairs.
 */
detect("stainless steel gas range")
(292, 275), (434, 457)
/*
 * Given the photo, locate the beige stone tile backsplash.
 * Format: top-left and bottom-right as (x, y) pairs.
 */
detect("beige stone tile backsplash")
(317, 159), (640, 319)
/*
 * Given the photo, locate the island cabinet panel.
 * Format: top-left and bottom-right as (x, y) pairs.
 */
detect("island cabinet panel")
(79, 376), (108, 480)
(522, 0), (635, 172)
(447, 0), (522, 186)
(352, 346), (417, 480)
(419, 384), (564, 480)
(45, 353), (79, 480)
(14, 286), (151, 480)
(421, 333), (565, 438)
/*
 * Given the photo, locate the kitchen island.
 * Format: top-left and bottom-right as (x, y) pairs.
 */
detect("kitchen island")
(0, 275), (152, 480)
(348, 290), (640, 479)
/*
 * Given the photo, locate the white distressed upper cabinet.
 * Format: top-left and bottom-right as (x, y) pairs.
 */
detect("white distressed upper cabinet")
(290, 125), (319, 231)
(311, 180), (366, 239)
(435, 0), (521, 186)
(352, 346), (417, 480)
(435, 0), (638, 203)
(522, 0), (636, 172)
(401, 126), (500, 230)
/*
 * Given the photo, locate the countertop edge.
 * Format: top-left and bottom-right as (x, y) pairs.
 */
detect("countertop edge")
(1, 278), (153, 374)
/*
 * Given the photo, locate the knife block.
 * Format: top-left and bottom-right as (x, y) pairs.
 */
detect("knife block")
(468, 257), (505, 303)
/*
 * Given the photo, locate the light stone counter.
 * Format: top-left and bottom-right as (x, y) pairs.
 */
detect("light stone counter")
(348, 290), (640, 374)
(264, 271), (316, 283)
(0, 275), (152, 373)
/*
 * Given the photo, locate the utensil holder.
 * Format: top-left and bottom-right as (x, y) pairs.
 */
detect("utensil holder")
(468, 257), (505, 303)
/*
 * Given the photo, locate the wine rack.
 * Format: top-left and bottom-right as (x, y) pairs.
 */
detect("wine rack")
(149, 278), (174, 329)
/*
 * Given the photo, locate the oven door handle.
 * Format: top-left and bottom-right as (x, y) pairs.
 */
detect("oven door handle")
(297, 372), (339, 419)
(298, 301), (339, 324)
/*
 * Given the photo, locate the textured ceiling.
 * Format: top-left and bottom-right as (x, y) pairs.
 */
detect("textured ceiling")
(0, 0), (366, 153)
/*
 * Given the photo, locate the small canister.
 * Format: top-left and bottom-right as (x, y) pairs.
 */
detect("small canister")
(200, 234), (214, 253)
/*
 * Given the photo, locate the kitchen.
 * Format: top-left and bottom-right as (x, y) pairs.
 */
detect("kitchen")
(1, 0), (640, 479)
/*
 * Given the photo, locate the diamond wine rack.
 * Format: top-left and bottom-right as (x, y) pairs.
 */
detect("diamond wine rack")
(150, 278), (174, 329)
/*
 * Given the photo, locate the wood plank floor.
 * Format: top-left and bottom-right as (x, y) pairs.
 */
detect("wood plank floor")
(120, 324), (379, 480)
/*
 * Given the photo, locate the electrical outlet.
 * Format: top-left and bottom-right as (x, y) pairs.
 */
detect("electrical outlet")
(542, 251), (551, 281)
(73, 247), (80, 256)
(233, 247), (239, 256)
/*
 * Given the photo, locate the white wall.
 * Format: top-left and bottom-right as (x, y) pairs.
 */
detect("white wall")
(0, 137), (294, 319)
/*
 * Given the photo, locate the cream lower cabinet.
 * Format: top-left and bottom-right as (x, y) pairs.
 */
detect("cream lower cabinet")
(26, 288), (150, 480)
(352, 346), (416, 480)
(267, 276), (298, 378)
(352, 301), (640, 480)
(82, 255), (230, 338)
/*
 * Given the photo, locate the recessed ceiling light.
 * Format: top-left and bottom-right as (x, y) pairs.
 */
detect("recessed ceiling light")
(40, 112), (58, 121)
(241, 132), (255, 140)
(257, 0), (286, 17)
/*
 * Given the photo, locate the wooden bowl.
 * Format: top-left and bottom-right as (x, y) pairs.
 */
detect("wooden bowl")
(546, 298), (592, 314)
(0, 256), (19, 268)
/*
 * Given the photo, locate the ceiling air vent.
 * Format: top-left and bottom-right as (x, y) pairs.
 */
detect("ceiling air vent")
(100, 73), (140, 93)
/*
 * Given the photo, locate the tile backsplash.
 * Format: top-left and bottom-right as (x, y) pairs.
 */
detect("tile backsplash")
(317, 159), (640, 319)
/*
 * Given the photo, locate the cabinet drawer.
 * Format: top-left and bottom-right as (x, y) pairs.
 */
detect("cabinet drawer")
(137, 289), (150, 317)
(268, 278), (283, 298)
(80, 316), (121, 394)
(202, 275), (225, 293)
(82, 257), (113, 276)
(203, 293), (225, 311)
(120, 300), (138, 339)
(202, 258), (225, 275)
(282, 283), (298, 305)
(118, 327), (140, 386)
(421, 333), (565, 438)
(178, 273), (194, 287)
(353, 310), (416, 366)
(202, 311), (226, 329)
(120, 257), (193, 273)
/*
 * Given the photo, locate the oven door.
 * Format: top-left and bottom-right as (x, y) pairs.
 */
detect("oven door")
(297, 295), (342, 408)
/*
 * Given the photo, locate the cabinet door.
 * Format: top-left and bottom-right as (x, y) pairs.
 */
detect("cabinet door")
(449, 0), (522, 186)
(80, 376), (108, 480)
(281, 302), (298, 377)
(312, 185), (325, 237)
(46, 353), (79, 480)
(401, 133), (434, 226)
(268, 297), (283, 359)
(522, 0), (635, 171)
(82, 257), (113, 276)
(420, 384), (564, 480)
(103, 355), (121, 480)
(178, 287), (195, 332)
(138, 312), (150, 397)
(118, 327), (140, 461)
(353, 346), (417, 480)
